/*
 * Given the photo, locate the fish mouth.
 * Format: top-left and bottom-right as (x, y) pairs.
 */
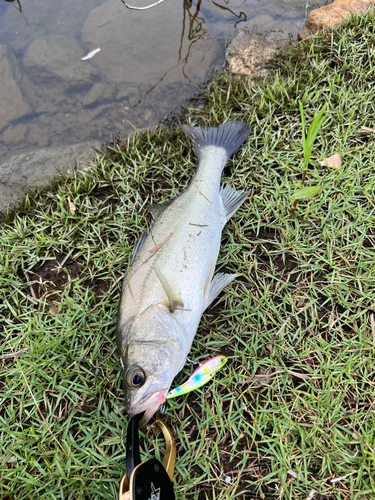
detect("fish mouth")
(129, 389), (167, 427)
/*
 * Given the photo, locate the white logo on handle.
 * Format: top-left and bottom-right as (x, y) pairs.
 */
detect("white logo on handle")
(148, 483), (161, 500)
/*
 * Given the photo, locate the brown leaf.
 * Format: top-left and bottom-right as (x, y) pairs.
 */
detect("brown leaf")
(287, 469), (302, 481)
(319, 153), (341, 169)
(50, 305), (59, 315)
(67, 196), (76, 215)
(0, 348), (29, 360)
(266, 343), (273, 354)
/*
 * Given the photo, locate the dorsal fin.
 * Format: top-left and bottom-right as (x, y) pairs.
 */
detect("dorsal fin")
(147, 199), (173, 220)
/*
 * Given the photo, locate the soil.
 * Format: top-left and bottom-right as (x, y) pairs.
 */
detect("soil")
(28, 257), (83, 303)
(28, 255), (110, 304)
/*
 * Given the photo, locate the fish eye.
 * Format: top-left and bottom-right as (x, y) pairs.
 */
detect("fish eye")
(126, 367), (146, 388)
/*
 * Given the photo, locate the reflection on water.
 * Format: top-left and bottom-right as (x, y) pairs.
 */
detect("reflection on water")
(211, 0), (247, 24)
(0, 0), (321, 165)
(3, 0), (29, 29)
(180, 0), (207, 78)
(136, 0), (211, 106)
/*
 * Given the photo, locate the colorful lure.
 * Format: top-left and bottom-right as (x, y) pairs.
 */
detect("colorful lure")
(166, 355), (228, 399)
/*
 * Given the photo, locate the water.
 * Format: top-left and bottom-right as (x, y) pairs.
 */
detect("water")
(0, 0), (327, 195)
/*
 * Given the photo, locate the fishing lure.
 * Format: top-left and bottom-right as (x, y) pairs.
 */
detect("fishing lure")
(166, 355), (227, 399)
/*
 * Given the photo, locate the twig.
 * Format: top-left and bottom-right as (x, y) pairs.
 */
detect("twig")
(287, 370), (312, 380)
(120, 0), (165, 10)
(290, 199), (299, 217)
(347, 347), (373, 353)
(253, 369), (283, 378)
(24, 272), (37, 300)
(148, 233), (174, 254)
(330, 471), (356, 484)
(0, 348), (29, 360)
(361, 126), (375, 133)
(252, 172), (271, 183)
(276, 317), (290, 337)
(193, 179), (213, 204)
(226, 462), (258, 475)
(253, 368), (313, 380)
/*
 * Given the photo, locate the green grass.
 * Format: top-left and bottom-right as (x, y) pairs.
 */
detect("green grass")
(2, 9), (375, 500)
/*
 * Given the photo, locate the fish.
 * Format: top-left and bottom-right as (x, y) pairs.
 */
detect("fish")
(116, 120), (252, 426)
(166, 355), (228, 399)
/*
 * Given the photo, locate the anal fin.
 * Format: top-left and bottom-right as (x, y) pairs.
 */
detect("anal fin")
(155, 266), (183, 313)
(220, 184), (249, 221)
(203, 258), (216, 296)
(203, 273), (237, 311)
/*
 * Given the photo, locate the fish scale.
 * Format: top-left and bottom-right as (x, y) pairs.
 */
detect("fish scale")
(116, 121), (252, 426)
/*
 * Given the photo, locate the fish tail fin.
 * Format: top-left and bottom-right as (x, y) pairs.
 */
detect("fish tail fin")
(183, 121), (251, 161)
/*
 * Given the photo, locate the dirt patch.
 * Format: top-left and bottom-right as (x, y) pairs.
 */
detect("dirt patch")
(87, 185), (118, 210)
(82, 276), (111, 300)
(28, 257), (82, 302)
(27, 254), (113, 305)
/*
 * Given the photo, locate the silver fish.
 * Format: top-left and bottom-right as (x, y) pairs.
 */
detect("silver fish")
(116, 121), (251, 426)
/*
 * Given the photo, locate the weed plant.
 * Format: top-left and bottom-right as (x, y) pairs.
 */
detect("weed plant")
(1, 10), (375, 500)
(289, 102), (327, 215)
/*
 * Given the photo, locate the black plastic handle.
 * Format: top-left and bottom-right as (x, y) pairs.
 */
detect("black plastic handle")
(126, 413), (143, 478)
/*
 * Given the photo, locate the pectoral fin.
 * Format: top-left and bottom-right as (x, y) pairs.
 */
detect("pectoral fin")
(203, 273), (237, 311)
(123, 229), (149, 280)
(155, 266), (184, 313)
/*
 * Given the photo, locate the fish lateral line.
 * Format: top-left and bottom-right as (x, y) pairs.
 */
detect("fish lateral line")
(189, 223), (209, 227)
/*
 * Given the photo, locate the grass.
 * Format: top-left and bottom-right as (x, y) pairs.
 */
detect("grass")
(2, 9), (375, 500)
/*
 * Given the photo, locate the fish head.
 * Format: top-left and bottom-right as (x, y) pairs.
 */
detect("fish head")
(117, 304), (187, 426)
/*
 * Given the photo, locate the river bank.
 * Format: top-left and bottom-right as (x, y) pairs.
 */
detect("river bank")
(1, 8), (375, 499)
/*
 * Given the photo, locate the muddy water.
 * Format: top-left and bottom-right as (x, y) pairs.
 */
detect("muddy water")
(0, 0), (327, 209)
